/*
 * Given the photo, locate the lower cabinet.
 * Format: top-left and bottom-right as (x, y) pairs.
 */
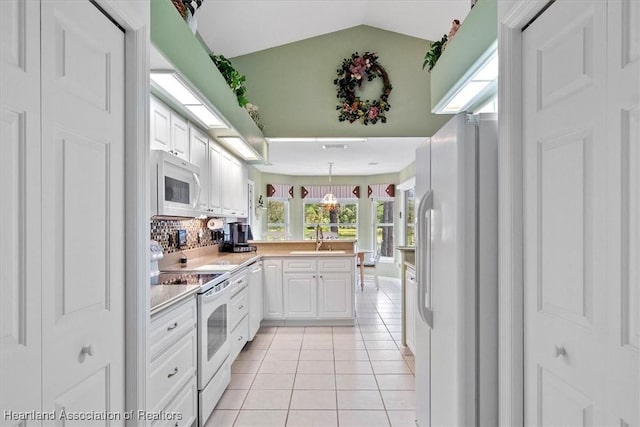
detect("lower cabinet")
(404, 266), (417, 355)
(248, 261), (263, 339)
(229, 270), (249, 360)
(266, 257), (354, 321)
(151, 377), (197, 427)
(284, 274), (317, 318)
(318, 273), (353, 318)
(263, 259), (284, 319)
(148, 297), (197, 422)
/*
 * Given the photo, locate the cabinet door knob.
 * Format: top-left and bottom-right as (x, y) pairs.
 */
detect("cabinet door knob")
(238, 305), (244, 310)
(237, 336), (243, 341)
(554, 345), (567, 358)
(167, 322), (178, 331)
(81, 344), (95, 357)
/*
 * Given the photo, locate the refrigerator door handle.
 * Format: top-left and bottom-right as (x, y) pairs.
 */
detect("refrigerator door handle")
(416, 190), (434, 329)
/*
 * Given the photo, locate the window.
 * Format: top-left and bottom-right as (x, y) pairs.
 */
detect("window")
(303, 201), (358, 240)
(374, 199), (394, 258)
(405, 188), (415, 246)
(265, 199), (289, 240)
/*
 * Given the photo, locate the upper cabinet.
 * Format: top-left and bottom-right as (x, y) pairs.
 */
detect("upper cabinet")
(220, 151), (248, 217)
(189, 125), (209, 213)
(152, 97), (248, 218)
(151, 96), (190, 160)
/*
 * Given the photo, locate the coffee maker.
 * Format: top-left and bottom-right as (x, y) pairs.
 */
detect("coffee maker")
(220, 222), (256, 252)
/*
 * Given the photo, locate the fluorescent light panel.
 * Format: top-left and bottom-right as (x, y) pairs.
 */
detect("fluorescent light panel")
(220, 137), (259, 161)
(186, 105), (225, 128)
(267, 137), (366, 143)
(150, 71), (228, 129)
(435, 45), (498, 114)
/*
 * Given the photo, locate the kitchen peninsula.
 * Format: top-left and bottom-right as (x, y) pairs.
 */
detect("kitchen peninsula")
(153, 240), (358, 325)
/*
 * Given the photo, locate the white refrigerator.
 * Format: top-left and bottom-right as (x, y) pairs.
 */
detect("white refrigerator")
(414, 113), (499, 427)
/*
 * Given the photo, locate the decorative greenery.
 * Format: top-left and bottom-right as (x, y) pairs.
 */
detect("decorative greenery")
(210, 54), (249, 107)
(423, 34), (448, 72)
(334, 52), (392, 125)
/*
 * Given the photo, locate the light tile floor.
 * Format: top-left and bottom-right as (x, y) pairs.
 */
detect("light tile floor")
(206, 275), (416, 427)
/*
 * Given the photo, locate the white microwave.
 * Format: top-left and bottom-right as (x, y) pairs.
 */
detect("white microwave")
(151, 150), (201, 217)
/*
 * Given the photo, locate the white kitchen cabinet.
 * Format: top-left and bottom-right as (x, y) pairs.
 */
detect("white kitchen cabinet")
(220, 150), (248, 217)
(318, 273), (353, 318)
(235, 158), (248, 217)
(150, 96), (171, 152)
(277, 257), (354, 321)
(263, 259), (284, 319)
(170, 112), (189, 160)
(248, 262), (264, 340)
(151, 377), (197, 427)
(221, 151), (234, 215)
(150, 95), (189, 161)
(208, 142), (223, 215)
(189, 125), (209, 213)
(284, 274), (317, 318)
(404, 266), (416, 355)
(229, 269), (249, 361)
(149, 297), (197, 414)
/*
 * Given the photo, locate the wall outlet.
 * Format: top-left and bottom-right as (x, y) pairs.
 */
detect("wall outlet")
(177, 229), (187, 247)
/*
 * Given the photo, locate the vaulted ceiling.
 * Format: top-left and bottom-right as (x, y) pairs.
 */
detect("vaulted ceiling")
(186, 1), (473, 175)
(196, 0), (472, 58)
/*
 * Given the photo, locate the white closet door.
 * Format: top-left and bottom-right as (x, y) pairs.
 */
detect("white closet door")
(523, 1), (609, 425)
(0, 0), (42, 418)
(606, 1), (640, 425)
(40, 0), (126, 418)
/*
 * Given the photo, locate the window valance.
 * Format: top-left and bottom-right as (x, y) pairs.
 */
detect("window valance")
(368, 184), (395, 199)
(300, 185), (360, 200)
(266, 184), (293, 199)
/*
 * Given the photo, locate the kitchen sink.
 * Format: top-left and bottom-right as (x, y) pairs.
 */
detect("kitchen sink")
(289, 250), (346, 254)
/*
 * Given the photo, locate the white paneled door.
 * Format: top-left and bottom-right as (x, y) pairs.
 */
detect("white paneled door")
(606, 0), (640, 424)
(524, 1), (639, 425)
(40, 0), (126, 419)
(0, 0), (42, 419)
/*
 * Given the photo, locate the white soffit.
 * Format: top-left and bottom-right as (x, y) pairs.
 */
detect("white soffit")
(196, 1), (472, 57)
(256, 137), (427, 176)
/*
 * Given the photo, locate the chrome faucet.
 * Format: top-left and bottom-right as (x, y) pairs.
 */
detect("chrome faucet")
(315, 224), (324, 251)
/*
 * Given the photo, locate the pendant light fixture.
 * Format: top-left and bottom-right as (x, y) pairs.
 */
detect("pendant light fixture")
(320, 162), (340, 211)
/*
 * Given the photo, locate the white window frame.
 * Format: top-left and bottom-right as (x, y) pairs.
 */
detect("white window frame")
(371, 196), (395, 262)
(302, 198), (359, 241)
(397, 177), (416, 246)
(265, 198), (290, 240)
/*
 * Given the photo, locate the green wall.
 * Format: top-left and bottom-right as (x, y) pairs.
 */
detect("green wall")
(151, 0), (266, 155)
(230, 25), (451, 138)
(430, 0), (497, 110)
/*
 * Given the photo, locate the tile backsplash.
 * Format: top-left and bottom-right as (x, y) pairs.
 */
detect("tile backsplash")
(151, 217), (220, 254)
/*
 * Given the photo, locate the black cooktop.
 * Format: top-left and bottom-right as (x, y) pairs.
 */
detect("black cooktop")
(154, 272), (225, 286)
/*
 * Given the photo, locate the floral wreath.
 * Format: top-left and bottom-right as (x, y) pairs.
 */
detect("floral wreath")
(334, 52), (392, 125)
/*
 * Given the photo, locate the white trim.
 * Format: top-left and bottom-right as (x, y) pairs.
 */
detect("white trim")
(93, 0), (150, 422)
(497, 2), (548, 427)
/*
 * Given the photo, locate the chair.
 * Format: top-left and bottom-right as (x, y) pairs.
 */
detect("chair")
(361, 249), (381, 290)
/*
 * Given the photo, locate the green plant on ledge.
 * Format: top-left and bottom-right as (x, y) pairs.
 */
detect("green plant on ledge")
(210, 54), (249, 107)
(423, 34), (448, 72)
